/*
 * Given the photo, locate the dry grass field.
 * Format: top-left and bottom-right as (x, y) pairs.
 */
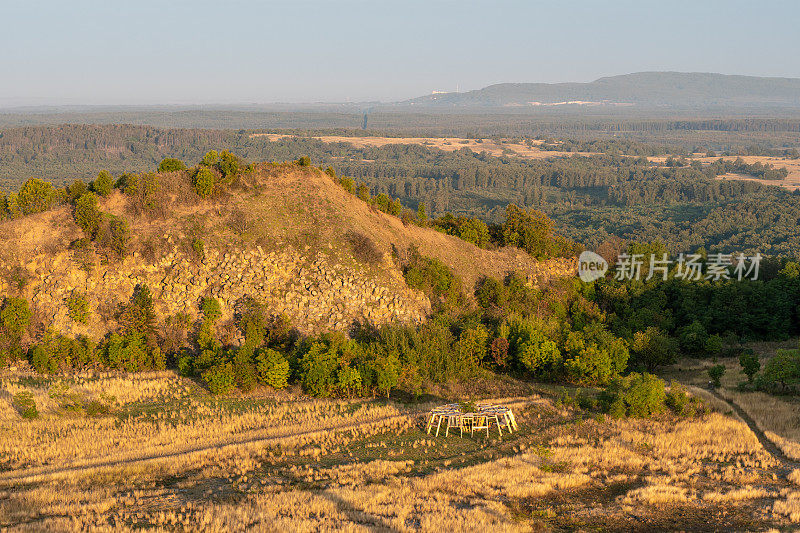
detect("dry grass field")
(250, 133), (594, 160)
(2, 368), (799, 531)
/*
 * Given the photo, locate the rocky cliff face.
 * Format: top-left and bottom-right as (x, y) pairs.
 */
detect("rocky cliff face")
(0, 241), (432, 340)
(0, 240), (576, 343)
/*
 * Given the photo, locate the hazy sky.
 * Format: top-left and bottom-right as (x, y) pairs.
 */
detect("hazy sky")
(2, 0), (799, 106)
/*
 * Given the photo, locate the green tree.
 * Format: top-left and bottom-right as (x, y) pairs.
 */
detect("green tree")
(73, 192), (101, 238)
(708, 364), (726, 388)
(459, 218), (490, 248)
(193, 168), (215, 199)
(201, 150), (219, 167)
(300, 341), (339, 397)
(372, 351), (400, 397)
(296, 156), (311, 167)
(17, 178), (57, 215)
(630, 327), (678, 371)
(1, 297), (31, 338)
(203, 361), (236, 394)
(255, 348), (290, 389)
(417, 202), (427, 223)
(739, 349), (760, 383)
(158, 158), (188, 172)
(93, 170), (114, 196)
(760, 349), (800, 390)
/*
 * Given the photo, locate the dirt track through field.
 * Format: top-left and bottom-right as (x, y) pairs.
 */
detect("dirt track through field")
(0, 397), (538, 485)
(708, 389), (799, 470)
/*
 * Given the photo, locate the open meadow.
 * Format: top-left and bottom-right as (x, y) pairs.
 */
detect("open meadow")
(1, 368), (799, 531)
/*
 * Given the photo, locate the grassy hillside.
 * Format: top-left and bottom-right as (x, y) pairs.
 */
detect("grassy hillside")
(0, 164), (571, 340)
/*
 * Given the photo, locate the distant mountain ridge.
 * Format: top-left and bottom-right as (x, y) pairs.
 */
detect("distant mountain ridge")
(398, 72), (800, 109)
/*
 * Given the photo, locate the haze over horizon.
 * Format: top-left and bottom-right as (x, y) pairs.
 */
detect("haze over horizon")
(2, 0), (800, 106)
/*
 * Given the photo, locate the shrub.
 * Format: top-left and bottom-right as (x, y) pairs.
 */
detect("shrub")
(233, 349), (257, 392)
(105, 332), (150, 372)
(73, 192), (101, 238)
(158, 158), (188, 172)
(162, 313), (192, 356)
(372, 351), (400, 397)
(665, 381), (702, 416)
(96, 214), (130, 259)
(300, 341), (339, 397)
(339, 177), (355, 194)
(336, 366), (362, 397)
(193, 168), (215, 199)
(708, 364), (726, 388)
(346, 231), (382, 265)
(296, 156), (311, 167)
(17, 178), (57, 215)
(119, 285), (156, 344)
(458, 218), (490, 248)
(403, 252), (464, 312)
(192, 237), (205, 260)
(67, 179), (88, 202)
(66, 292), (90, 323)
(489, 337), (510, 367)
(125, 173), (163, 217)
(202, 297), (222, 322)
(13, 392), (38, 419)
(255, 348), (290, 389)
(203, 361), (236, 394)
(599, 372), (666, 418)
(1, 297), (31, 338)
(739, 349), (760, 383)
(216, 151), (240, 181)
(92, 170), (114, 196)
(324, 167), (336, 178)
(201, 150), (219, 167)
(356, 183), (370, 202)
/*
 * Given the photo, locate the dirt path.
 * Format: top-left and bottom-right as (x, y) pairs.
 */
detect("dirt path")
(708, 389), (799, 469)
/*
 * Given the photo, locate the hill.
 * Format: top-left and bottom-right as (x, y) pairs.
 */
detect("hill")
(399, 72), (800, 109)
(0, 164), (572, 340)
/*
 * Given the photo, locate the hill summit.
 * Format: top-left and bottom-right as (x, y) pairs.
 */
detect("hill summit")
(0, 163), (572, 340)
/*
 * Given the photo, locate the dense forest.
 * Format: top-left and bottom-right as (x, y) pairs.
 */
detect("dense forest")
(2, 124), (800, 255)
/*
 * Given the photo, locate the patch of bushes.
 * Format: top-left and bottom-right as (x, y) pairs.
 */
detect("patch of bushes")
(17, 178), (59, 215)
(256, 348), (290, 389)
(158, 158), (188, 172)
(193, 168), (216, 199)
(599, 372), (666, 418)
(66, 292), (90, 323)
(92, 170), (114, 197)
(346, 231), (382, 265)
(403, 248), (464, 313)
(708, 364), (725, 388)
(13, 392), (38, 419)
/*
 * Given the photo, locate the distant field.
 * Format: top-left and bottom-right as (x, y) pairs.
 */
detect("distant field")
(251, 133), (600, 159)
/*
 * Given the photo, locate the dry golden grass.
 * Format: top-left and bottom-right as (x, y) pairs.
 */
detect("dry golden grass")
(249, 133), (593, 161)
(2, 370), (799, 530)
